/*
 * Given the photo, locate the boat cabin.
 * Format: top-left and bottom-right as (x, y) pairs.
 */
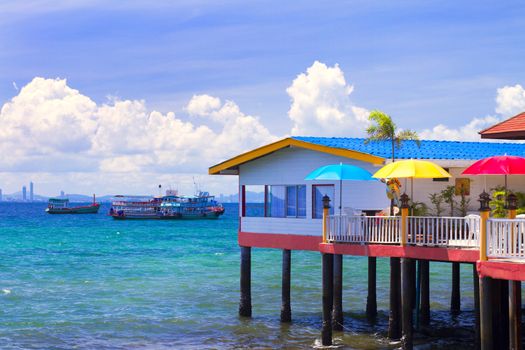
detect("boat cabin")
(47, 198), (69, 209)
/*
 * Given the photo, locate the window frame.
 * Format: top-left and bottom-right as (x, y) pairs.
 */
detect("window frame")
(312, 184), (335, 219)
(263, 184), (307, 219)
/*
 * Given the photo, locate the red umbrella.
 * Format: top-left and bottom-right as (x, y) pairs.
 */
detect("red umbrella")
(462, 155), (525, 193)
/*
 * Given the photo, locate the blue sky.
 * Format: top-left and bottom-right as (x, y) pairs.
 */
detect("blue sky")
(2, 1), (525, 131)
(1, 0), (525, 195)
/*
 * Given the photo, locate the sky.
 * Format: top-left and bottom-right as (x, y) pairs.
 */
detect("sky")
(2, 0), (525, 196)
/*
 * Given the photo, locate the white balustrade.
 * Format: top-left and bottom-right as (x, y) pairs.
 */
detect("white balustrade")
(487, 218), (525, 259)
(406, 216), (479, 248)
(328, 214), (479, 248)
(327, 215), (400, 244)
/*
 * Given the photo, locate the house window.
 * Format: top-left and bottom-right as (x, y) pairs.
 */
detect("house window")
(266, 185), (286, 217)
(286, 186), (297, 217)
(286, 185), (306, 218)
(266, 185), (307, 218)
(313, 184), (335, 219)
(433, 168), (450, 182)
(242, 185), (265, 217)
(297, 185), (306, 217)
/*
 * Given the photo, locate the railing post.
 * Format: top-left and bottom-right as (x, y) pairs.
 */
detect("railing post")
(322, 195), (331, 243)
(400, 193), (409, 246)
(479, 191), (491, 262)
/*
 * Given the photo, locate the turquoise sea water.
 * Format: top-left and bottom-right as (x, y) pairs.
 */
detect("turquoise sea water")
(0, 203), (478, 349)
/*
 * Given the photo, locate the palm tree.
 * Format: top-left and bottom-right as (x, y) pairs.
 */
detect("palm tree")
(365, 110), (420, 216)
(364, 110), (420, 161)
(365, 111), (421, 339)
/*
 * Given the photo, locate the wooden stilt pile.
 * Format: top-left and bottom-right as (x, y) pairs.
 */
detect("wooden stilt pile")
(280, 249), (292, 323)
(366, 257), (377, 322)
(239, 246), (252, 317)
(420, 260), (430, 326)
(388, 257), (402, 339)
(322, 253), (334, 346)
(451, 262), (461, 314)
(473, 264), (481, 349)
(332, 254), (343, 330)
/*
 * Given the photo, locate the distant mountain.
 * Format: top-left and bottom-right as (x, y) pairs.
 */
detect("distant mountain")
(2, 191), (49, 202)
(60, 194), (118, 203)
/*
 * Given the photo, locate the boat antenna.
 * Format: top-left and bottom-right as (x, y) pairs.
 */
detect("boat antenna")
(158, 184), (162, 197)
(193, 176), (198, 194)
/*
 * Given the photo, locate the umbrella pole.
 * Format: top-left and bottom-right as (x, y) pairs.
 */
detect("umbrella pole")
(340, 178), (343, 216)
(411, 177), (414, 204)
(505, 175), (508, 208)
(340, 178), (343, 237)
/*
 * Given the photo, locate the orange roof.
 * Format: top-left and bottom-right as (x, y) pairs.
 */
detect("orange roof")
(480, 112), (525, 139)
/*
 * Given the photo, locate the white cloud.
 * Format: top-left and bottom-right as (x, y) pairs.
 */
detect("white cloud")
(495, 84), (525, 117)
(286, 61), (368, 137)
(186, 94), (221, 117)
(419, 84), (525, 141)
(0, 77), (276, 194)
(0, 77), (97, 157)
(4, 64), (525, 195)
(419, 115), (501, 141)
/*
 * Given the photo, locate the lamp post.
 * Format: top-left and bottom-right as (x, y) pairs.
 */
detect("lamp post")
(322, 195), (331, 243)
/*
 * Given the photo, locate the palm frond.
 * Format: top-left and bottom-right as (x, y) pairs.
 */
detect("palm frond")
(397, 130), (421, 147)
(365, 110), (396, 143)
(396, 129), (421, 147)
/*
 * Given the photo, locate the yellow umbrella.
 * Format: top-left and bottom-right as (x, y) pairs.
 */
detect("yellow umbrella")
(373, 159), (451, 203)
(373, 159), (451, 179)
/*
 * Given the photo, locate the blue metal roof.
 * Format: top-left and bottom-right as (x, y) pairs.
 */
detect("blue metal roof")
(292, 136), (525, 160)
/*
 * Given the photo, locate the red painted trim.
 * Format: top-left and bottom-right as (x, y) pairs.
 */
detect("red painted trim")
(477, 261), (525, 281)
(239, 231), (322, 251)
(319, 243), (479, 263)
(238, 231), (479, 261)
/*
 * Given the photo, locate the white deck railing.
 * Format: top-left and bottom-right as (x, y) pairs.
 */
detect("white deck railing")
(407, 216), (480, 248)
(487, 218), (525, 259)
(327, 215), (480, 248)
(327, 215), (400, 244)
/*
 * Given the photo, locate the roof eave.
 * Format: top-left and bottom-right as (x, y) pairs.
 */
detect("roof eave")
(480, 131), (525, 140)
(208, 137), (385, 175)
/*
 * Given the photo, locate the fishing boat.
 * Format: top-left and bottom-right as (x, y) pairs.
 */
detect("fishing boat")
(45, 195), (100, 214)
(108, 195), (162, 220)
(158, 191), (225, 219)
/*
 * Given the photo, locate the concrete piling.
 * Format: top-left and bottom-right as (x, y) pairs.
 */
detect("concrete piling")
(366, 257), (378, 322)
(451, 262), (461, 314)
(239, 246), (252, 317)
(322, 253), (334, 346)
(401, 257), (414, 350)
(280, 249), (292, 323)
(332, 254), (343, 330)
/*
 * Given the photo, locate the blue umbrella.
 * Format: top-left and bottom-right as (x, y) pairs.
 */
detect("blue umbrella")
(305, 163), (376, 216)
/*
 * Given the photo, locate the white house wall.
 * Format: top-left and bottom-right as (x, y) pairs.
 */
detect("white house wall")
(238, 146), (388, 236)
(411, 165), (525, 214)
(236, 146), (525, 236)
